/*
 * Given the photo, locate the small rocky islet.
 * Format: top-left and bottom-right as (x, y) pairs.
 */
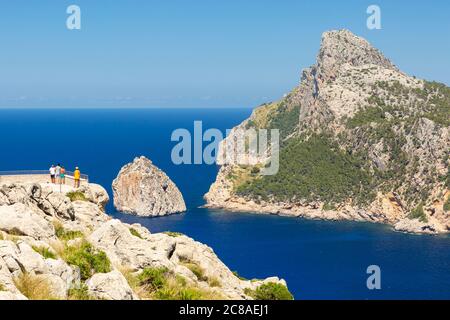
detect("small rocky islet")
(113, 156), (186, 217)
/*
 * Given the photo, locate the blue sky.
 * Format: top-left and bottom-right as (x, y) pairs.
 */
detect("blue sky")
(0, 0), (449, 108)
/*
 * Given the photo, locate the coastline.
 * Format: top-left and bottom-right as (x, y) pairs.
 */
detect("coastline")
(203, 191), (449, 235)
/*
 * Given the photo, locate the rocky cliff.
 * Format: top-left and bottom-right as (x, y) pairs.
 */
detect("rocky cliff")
(113, 156), (186, 217)
(205, 30), (450, 235)
(0, 182), (289, 300)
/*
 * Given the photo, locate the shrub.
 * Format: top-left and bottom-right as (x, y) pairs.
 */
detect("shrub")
(236, 135), (374, 206)
(32, 246), (57, 260)
(68, 284), (94, 300)
(346, 106), (387, 128)
(177, 288), (203, 300)
(207, 277), (221, 287)
(246, 282), (294, 300)
(138, 267), (169, 292)
(164, 231), (184, 237)
(54, 221), (84, 241)
(133, 267), (224, 300)
(232, 271), (247, 280)
(408, 203), (428, 223)
(444, 197), (450, 212)
(63, 242), (111, 280)
(322, 203), (336, 211)
(129, 228), (142, 239)
(0, 283), (5, 291)
(153, 287), (178, 300)
(13, 273), (56, 300)
(66, 191), (87, 202)
(251, 167), (260, 175)
(179, 258), (207, 282)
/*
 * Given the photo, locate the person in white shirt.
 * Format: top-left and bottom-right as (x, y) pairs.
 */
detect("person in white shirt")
(55, 164), (61, 184)
(49, 165), (56, 184)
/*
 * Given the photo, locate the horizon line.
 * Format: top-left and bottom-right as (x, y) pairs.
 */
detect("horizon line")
(0, 106), (255, 110)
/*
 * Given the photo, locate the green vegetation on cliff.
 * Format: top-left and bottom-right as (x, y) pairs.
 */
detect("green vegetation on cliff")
(246, 99), (300, 142)
(63, 242), (111, 280)
(236, 135), (375, 205)
(131, 266), (223, 300)
(408, 203), (428, 223)
(245, 282), (294, 300)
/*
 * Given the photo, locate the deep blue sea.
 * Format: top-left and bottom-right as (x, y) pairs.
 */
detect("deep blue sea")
(0, 108), (449, 300)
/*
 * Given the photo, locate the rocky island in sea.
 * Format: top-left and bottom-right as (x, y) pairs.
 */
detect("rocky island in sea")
(0, 181), (291, 300)
(205, 29), (450, 235)
(113, 156), (187, 217)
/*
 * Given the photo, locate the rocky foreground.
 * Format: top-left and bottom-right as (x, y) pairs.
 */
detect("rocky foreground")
(205, 29), (450, 235)
(113, 156), (186, 217)
(0, 182), (288, 300)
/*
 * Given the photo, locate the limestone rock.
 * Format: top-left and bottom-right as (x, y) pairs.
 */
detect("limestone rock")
(0, 291), (28, 300)
(45, 192), (75, 221)
(86, 270), (136, 300)
(0, 182), (289, 300)
(88, 219), (173, 270)
(205, 29), (450, 235)
(0, 204), (55, 240)
(112, 156), (186, 216)
(77, 184), (110, 211)
(71, 201), (110, 232)
(394, 218), (441, 235)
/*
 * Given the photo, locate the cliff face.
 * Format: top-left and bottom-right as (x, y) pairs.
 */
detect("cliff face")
(0, 182), (288, 300)
(205, 30), (450, 234)
(113, 156), (186, 217)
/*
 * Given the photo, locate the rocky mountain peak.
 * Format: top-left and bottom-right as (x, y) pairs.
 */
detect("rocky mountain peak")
(315, 29), (397, 82)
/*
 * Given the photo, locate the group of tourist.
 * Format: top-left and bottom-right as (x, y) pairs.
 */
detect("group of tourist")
(49, 164), (81, 188)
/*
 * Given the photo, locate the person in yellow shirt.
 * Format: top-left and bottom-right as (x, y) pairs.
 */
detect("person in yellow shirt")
(74, 167), (81, 188)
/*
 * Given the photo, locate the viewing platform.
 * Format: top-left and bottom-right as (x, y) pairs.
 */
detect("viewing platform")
(0, 170), (89, 190)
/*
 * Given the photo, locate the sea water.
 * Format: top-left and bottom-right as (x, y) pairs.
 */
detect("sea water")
(0, 108), (449, 299)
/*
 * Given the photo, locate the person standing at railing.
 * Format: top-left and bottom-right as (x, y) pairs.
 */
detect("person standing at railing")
(74, 166), (81, 188)
(55, 164), (61, 184)
(60, 166), (66, 185)
(49, 165), (56, 184)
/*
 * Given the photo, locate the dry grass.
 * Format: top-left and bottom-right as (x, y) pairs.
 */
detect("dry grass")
(13, 273), (57, 300)
(1, 232), (21, 243)
(118, 266), (149, 299)
(119, 265), (224, 300)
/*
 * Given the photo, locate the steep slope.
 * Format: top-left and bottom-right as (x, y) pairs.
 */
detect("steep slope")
(0, 183), (290, 300)
(205, 30), (450, 234)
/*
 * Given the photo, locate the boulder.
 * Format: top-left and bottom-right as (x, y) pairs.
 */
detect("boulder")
(0, 241), (49, 276)
(88, 219), (173, 271)
(37, 274), (68, 299)
(45, 192), (75, 221)
(0, 204), (55, 240)
(71, 201), (110, 231)
(86, 270), (136, 300)
(112, 156), (186, 217)
(77, 184), (110, 211)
